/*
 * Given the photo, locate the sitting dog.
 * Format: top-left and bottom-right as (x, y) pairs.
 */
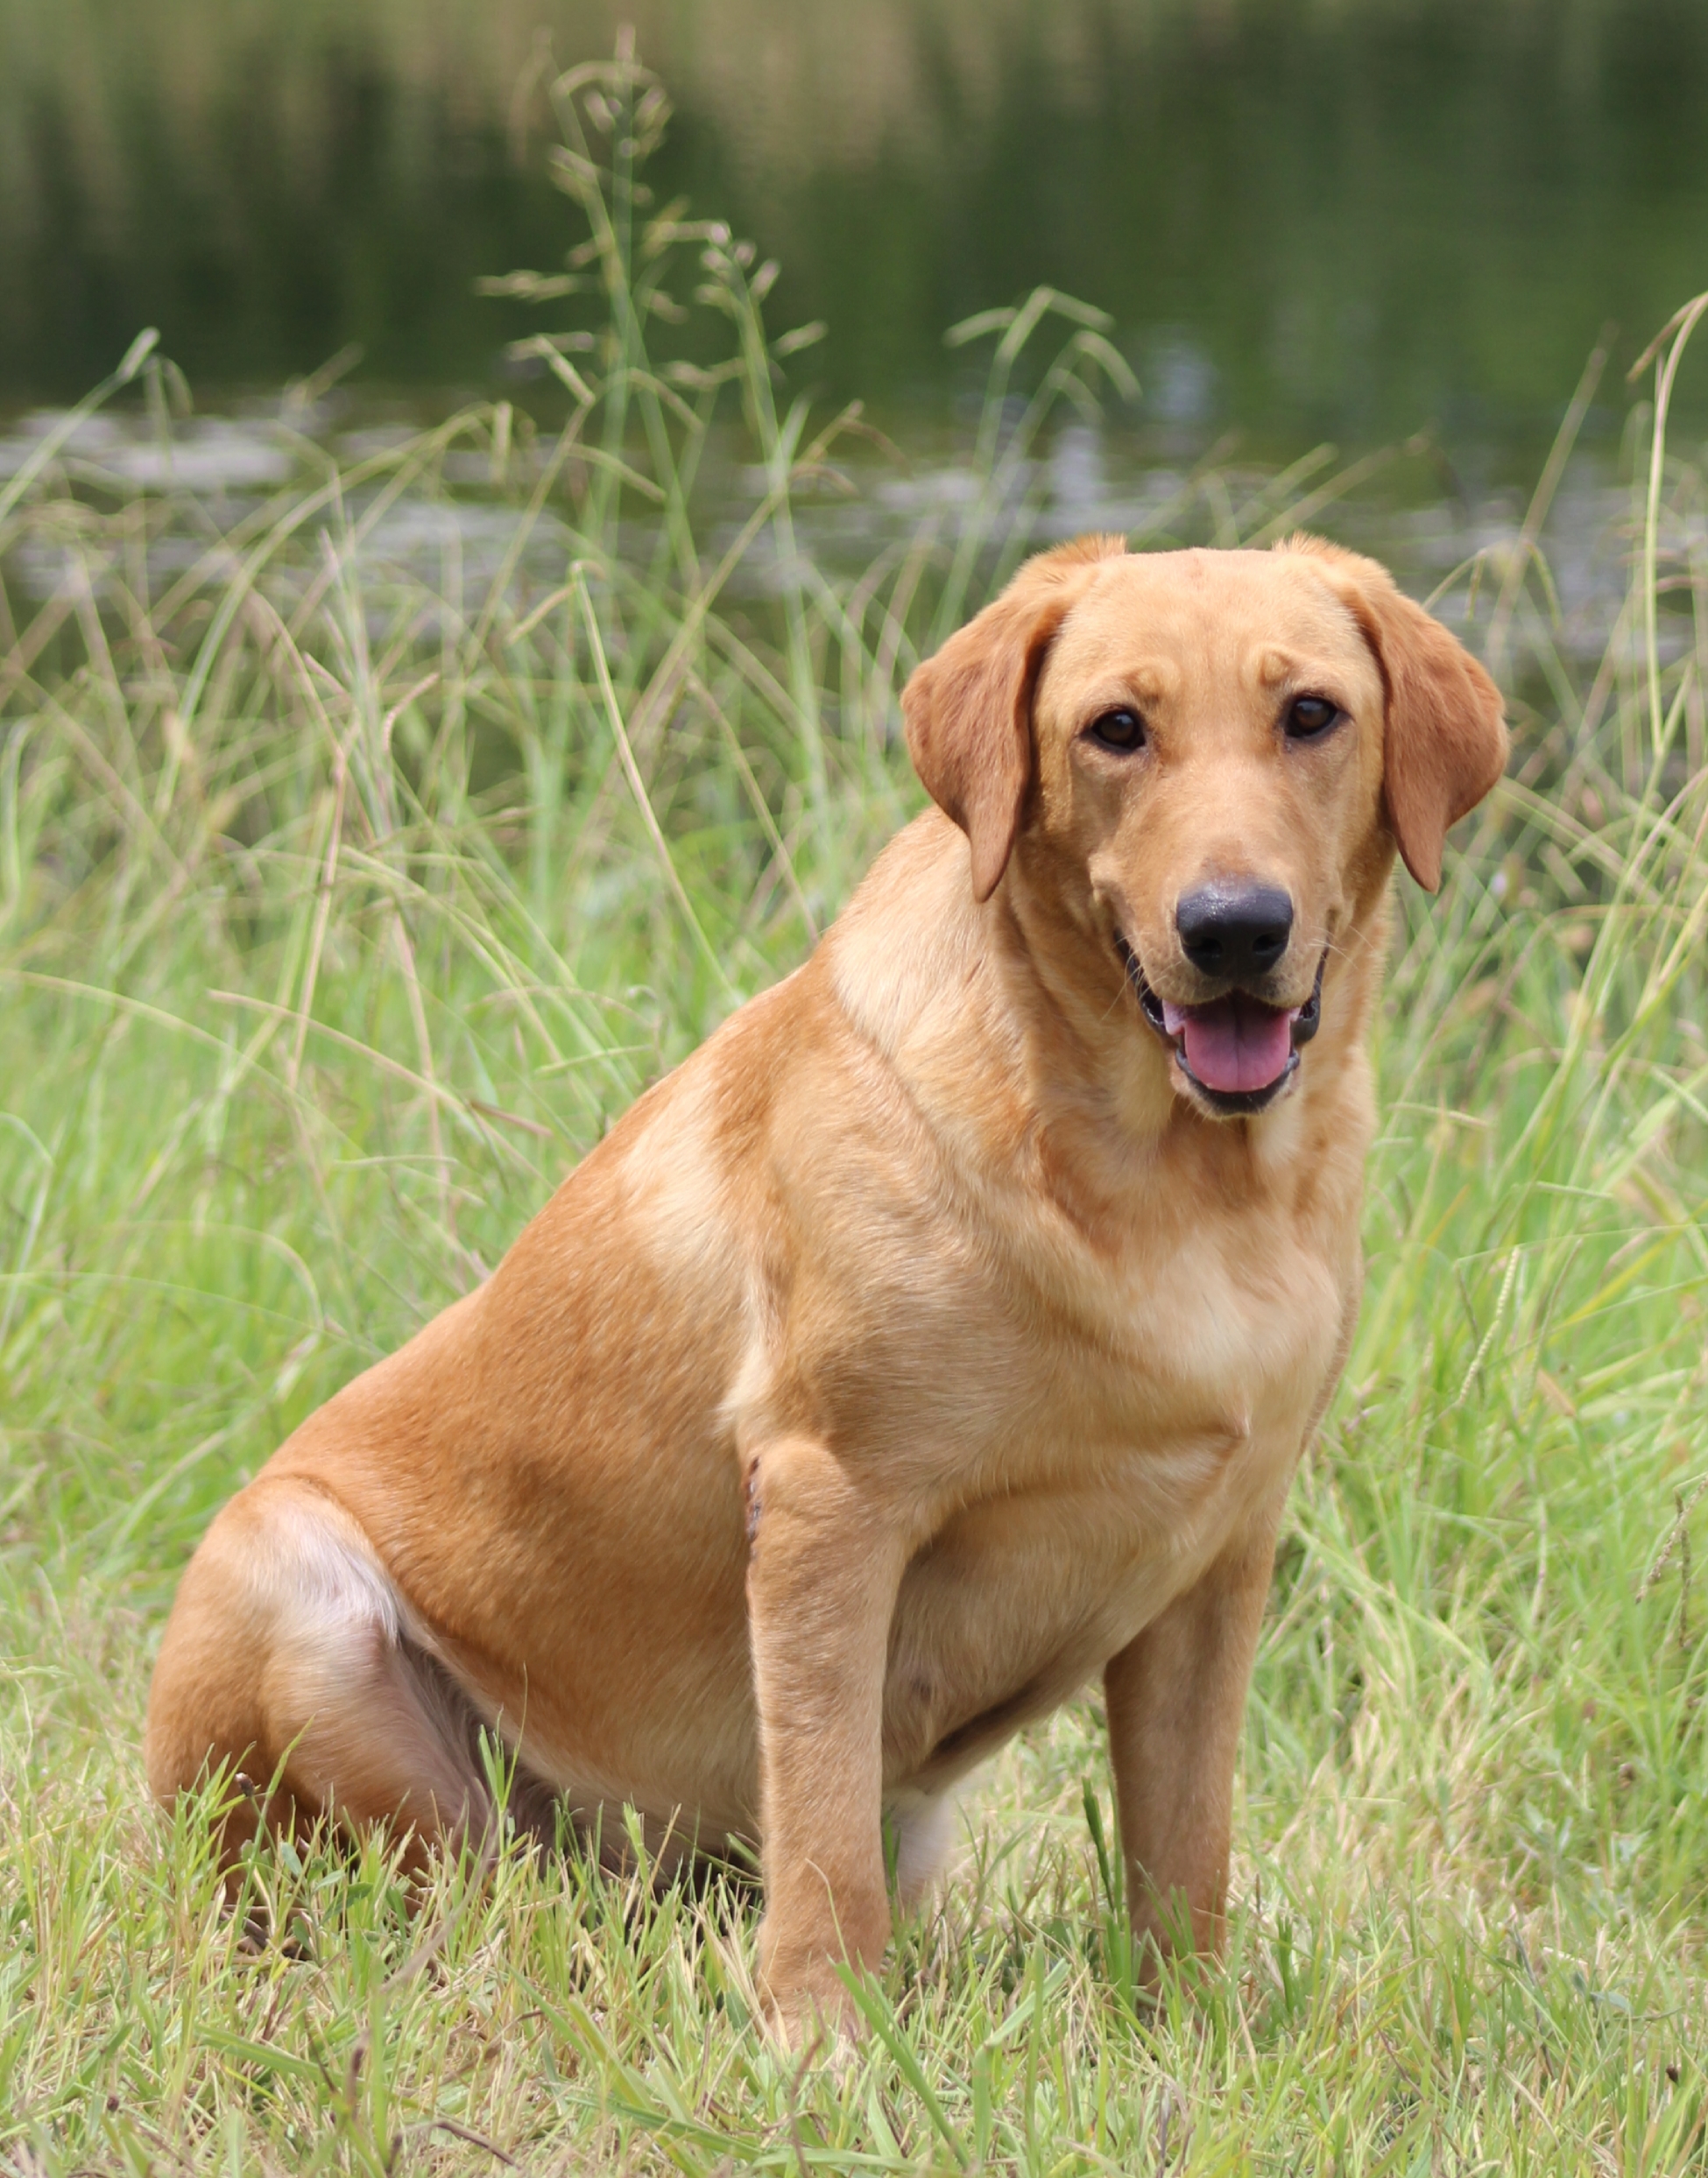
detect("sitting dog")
(146, 533), (1506, 2034)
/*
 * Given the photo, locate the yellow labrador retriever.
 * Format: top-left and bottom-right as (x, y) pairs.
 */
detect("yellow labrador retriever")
(146, 534), (1506, 2034)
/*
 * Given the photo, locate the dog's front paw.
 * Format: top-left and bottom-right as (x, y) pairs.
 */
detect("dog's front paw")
(757, 1921), (870, 2053)
(760, 1992), (865, 2086)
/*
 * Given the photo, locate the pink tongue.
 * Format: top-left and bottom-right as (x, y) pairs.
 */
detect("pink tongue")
(1161, 993), (1295, 1094)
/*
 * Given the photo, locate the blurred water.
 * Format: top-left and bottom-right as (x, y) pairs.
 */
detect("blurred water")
(2, 0), (1705, 462)
(2, 398), (1668, 685)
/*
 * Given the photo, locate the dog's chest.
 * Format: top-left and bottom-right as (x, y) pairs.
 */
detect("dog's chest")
(997, 1154), (1346, 1473)
(878, 1189), (1345, 1786)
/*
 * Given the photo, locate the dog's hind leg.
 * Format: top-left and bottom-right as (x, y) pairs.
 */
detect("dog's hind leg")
(886, 1788), (958, 1908)
(145, 1474), (492, 1873)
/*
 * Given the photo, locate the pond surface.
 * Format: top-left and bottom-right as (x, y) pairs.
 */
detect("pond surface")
(0, 392), (1669, 705)
(4, 0), (1707, 466)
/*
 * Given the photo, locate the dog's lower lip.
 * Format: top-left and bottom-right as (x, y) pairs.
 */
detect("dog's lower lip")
(1116, 936), (1328, 1111)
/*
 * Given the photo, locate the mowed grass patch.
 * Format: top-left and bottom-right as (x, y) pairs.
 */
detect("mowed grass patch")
(3, 56), (1706, 2175)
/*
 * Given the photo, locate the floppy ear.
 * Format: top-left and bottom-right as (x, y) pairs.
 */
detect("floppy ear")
(1279, 535), (1509, 892)
(902, 535), (1126, 901)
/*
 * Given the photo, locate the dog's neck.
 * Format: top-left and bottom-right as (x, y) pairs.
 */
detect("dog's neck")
(828, 810), (1392, 1239)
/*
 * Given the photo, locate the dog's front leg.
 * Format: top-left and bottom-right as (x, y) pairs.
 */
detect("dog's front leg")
(1102, 1513), (1281, 1980)
(745, 1435), (907, 2041)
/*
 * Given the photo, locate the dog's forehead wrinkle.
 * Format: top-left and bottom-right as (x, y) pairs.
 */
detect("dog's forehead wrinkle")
(1057, 659), (1181, 710)
(1253, 645), (1295, 689)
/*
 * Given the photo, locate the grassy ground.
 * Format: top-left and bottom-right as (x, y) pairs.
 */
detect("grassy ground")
(4, 60), (1708, 2175)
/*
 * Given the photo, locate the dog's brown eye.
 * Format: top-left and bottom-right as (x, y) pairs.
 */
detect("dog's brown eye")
(1088, 708), (1145, 752)
(1286, 695), (1339, 739)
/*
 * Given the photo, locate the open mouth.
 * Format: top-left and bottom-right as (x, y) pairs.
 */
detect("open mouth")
(1116, 938), (1326, 1116)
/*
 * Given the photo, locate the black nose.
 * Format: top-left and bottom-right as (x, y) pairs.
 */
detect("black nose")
(1175, 881), (1295, 980)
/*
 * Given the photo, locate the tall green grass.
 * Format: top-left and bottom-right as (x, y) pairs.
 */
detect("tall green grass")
(2, 52), (1706, 2174)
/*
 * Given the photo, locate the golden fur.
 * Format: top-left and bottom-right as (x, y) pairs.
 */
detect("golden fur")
(146, 535), (1507, 2034)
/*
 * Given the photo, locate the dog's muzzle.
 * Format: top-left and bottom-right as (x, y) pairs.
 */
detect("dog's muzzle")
(1117, 937), (1326, 1117)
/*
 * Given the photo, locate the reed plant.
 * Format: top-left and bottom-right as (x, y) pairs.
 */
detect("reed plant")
(2, 51), (1705, 2174)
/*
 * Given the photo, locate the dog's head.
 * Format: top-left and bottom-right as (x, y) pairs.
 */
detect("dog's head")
(902, 534), (1507, 1118)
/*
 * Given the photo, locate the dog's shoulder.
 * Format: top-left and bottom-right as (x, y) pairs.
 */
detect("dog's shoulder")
(822, 809), (986, 1064)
